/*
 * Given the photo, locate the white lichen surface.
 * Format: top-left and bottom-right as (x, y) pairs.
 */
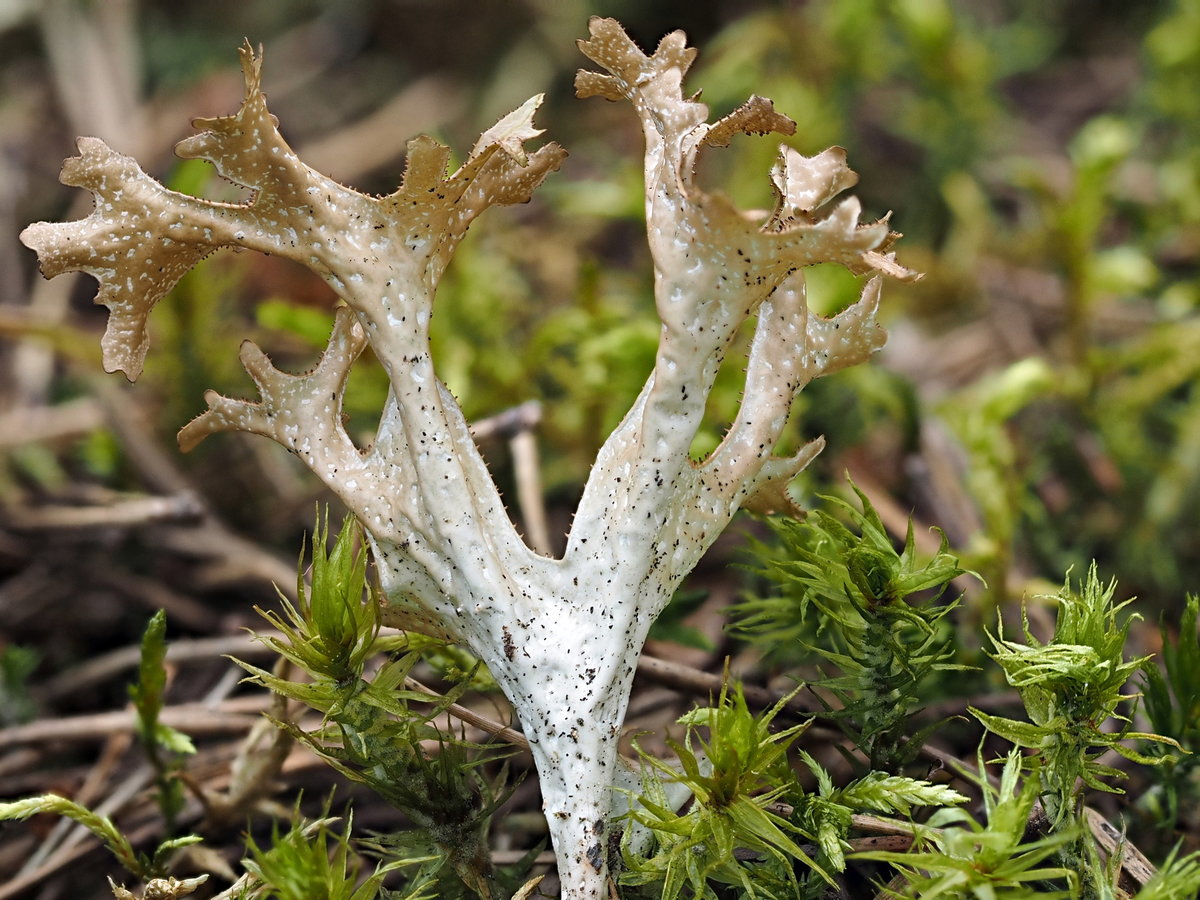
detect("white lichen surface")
(21, 18), (915, 900)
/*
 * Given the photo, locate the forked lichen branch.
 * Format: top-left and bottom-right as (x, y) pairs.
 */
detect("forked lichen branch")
(21, 18), (915, 899)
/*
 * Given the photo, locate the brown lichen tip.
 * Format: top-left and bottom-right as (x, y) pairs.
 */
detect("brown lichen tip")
(19, 137), (216, 380)
(704, 95), (797, 148)
(576, 17), (693, 100)
(176, 41), (300, 197)
(177, 306), (367, 453)
(574, 19), (916, 290)
(471, 93), (547, 165)
(19, 41), (566, 383)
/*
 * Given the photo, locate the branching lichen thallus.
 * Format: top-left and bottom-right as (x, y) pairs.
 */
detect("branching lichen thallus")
(20, 18), (916, 899)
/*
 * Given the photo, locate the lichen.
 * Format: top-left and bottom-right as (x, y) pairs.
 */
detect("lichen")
(21, 19), (916, 899)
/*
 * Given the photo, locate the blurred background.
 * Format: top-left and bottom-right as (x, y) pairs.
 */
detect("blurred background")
(0, 0), (1198, 893)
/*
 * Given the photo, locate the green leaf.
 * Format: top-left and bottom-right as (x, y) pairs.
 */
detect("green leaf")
(130, 609), (169, 739)
(813, 803), (848, 871)
(837, 772), (967, 815)
(1133, 845), (1200, 900)
(154, 721), (197, 756)
(970, 708), (1052, 749)
(0, 794), (144, 878)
